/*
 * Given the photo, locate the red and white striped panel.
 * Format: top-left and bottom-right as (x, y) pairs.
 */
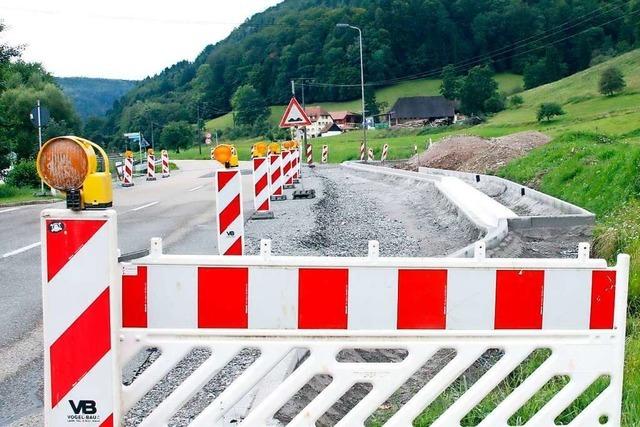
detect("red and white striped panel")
(215, 170), (244, 256)
(161, 150), (170, 178)
(291, 149), (300, 180)
(306, 143), (313, 165)
(42, 210), (118, 426)
(146, 154), (155, 181)
(252, 157), (271, 212)
(122, 157), (133, 187)
(322, 145), (328, 163)
(381, 143), (389, 161)
(367, 148), (374, 162)
(281, 150), (293, 187)
(269, 154), (283, 197)
(359, 142), (365, 161)
(122, 266), (617, 330)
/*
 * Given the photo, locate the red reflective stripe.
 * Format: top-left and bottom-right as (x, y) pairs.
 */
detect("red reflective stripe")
(100, 414), (113, 427)
(590, 270), (616, 329)
(216, 170), (237, 191)
(49, 288), (111, 408)
(255, 174), (268, 196)
(46, 219), (106, 282)
(258, 200), (270, 212)
(198, 267), (248, 328)
(253, 157), (265, 169)
(397, 269), (447, 329)
(122, 267), (147, 328)
(224, 237), (243, 256)
(495, 270), (544, 329)
(218, 195), (241, 233)
(298, 269), (348, 329)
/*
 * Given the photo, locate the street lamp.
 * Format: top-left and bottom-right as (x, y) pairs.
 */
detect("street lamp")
(336, 23), (367, 162)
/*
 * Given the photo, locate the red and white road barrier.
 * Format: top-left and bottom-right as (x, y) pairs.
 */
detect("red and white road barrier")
(42, 209), (119, 425)
(269, 154), (285, 200)
(306, 143), (313, 166)
(367, 148), (374, 162)
(322, 145), (328, 163)
(146, 153), (156, 181)
(122, 156), (134, 187)
(161, 150), (170, 178)
(215, 169), (244, 255)
(282, 150), (294, 189)
(381, 143), (389, 162)
(252, 157), (272, 216)
(359, 142), (365, 161)
(292, 149), (300, 182)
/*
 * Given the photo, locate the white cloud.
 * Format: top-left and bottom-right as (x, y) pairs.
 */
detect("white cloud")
(0, 0), (283, 80)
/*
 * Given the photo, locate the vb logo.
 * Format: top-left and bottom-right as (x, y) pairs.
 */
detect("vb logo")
(69, 400), (97, 415)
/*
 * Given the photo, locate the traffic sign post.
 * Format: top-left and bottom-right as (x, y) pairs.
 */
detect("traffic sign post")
(30, 100), (50, 195)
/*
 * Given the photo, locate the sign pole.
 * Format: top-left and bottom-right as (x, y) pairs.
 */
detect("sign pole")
(37, 99), (44, 194)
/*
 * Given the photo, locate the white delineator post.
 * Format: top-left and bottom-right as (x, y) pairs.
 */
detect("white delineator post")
(122, 156), (134, 187)
(414, 144), (418, 155)
(269, 154), (286, 201)
(322, 145), (328, 163)
(282, 150), (294, 189)
(381, 143), (389, 162)
(215, 169), (244, 255)
(146, 153), (156, 181)
(360, 142), (365, 161)
(161, 150), (170, 178)
(306, 143), (313, 166)
(252, 157), (274, 219)
(41, 209), (120, 426)
(368, 148), (374, 162)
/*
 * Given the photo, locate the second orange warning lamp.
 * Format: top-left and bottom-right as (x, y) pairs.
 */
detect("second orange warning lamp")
(211, 141), (298, 168)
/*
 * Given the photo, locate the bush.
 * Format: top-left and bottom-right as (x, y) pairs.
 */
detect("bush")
(509, 95), (524, 108)
(536, 103), (565, 122)
(5, 161), (40, 188)
(484, 93), (506, 114)
(599, 67), (626, 96)
(0, 184), (20, 198)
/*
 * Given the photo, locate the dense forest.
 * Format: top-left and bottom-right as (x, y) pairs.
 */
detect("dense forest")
(56, 77), (136, 120)
(99, 0), (639, 147)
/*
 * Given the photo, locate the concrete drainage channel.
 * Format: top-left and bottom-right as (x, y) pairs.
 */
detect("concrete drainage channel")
(123, 162), (596, 426)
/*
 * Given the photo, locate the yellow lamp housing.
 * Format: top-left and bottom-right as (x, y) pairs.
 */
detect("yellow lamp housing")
(268, 142), (281, 155)
(36, 136), (113, 211)
(253, 142), (268, 158)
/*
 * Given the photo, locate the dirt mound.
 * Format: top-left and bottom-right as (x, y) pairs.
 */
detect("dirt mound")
(404, 131), (550, 173)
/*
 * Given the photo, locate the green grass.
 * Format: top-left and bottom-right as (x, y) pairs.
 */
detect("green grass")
(0, 184), (59, 205)
(205, 73), (522, 131)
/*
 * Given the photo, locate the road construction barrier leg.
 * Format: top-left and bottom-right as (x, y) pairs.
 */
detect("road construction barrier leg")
(251, 157), (274, 220)
(269, 154), (286, 201)
(368, 148), (374, 162)
(322, 145), (328, 163)
(122, 157), (134, 187)
(282, 150), (295, 189)
(161, 150), (170, 178)
(146, 154), (156, 181)
(41, 209), (120, 426)
(215, 169), (244, 255)
(360, 141), (365, 161)
(381, 143), (389, 162)
(306, 143), (314, 166)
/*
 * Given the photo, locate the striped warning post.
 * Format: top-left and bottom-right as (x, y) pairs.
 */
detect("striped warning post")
(381, 144), (389, 162)
(292, 149), (300, 182)
(123, 264), (618, 331)
(161, 150), (170, 178)
(322, 145), (328, 163)
(122, 156), (134, 187)
(269, 154), (285, 201)
(367, 148), (374, 162)
(252, 157), (272, 215)
(146, 153), (156, 181)
(359, 142), (365, 161)
(42, 209), (119, 425)
(215, 169), (244, 255)
(306, 143), (313, 166)
(282, 150), (294, 189)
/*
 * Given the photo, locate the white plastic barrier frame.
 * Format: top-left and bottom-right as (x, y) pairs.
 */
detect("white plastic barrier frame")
(42, 208), (630, 426)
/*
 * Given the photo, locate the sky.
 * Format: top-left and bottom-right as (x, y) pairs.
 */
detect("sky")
(0, 1), (283, 80)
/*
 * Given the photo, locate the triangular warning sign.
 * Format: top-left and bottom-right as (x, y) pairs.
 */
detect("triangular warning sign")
(279, 97), (312, 128)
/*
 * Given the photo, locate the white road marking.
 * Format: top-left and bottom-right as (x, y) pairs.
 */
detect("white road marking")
(2, 242), (41, 258)
(0, 207), (20, 214)
(130, 201), (159, 212)
(188, 185), (204, 192)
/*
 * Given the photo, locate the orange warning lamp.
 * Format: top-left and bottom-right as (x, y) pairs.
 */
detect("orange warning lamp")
(283, 141), (293, 150)
(268, 143), (281, 154)
(212, 144), (233, 166)
(147, 148), (154, 155)
(37, 136), (113, 210)
(254, 142), (268, 158)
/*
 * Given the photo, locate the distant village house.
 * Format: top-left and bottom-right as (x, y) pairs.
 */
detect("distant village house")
(388, 96), (457, 125)
(329, 111), (362, 130)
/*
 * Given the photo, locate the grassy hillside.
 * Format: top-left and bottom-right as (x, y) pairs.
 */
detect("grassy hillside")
(205, 73), (522, 131)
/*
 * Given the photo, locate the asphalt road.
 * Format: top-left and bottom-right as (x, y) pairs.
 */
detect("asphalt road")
(0, 160), (255, 425)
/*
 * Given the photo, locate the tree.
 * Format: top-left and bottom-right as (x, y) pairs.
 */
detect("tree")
(364, 90), (387, 118)
(459, 66), (499, 115)
(509, 94), (524, 108)
(439, 65), (461, 100)
(160, 121), (194, 153)
(230, 84), (269, 127)
(484, 93), (506, 114)
(599, 67), (626, 96)
(537, 103), (565, 122)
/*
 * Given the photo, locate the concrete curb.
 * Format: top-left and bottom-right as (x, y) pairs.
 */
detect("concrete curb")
(0, 198), (62, 208)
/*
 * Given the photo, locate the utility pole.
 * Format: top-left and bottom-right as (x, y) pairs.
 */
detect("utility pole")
(36, 99), (44, 194)
(292, 77), (314, 157)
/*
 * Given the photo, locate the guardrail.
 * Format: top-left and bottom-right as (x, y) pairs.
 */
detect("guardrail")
(40, 208), (628, 426)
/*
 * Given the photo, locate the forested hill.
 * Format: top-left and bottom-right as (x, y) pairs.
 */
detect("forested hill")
(55, 77), (136, 120)
(104, 0), (639, 142)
